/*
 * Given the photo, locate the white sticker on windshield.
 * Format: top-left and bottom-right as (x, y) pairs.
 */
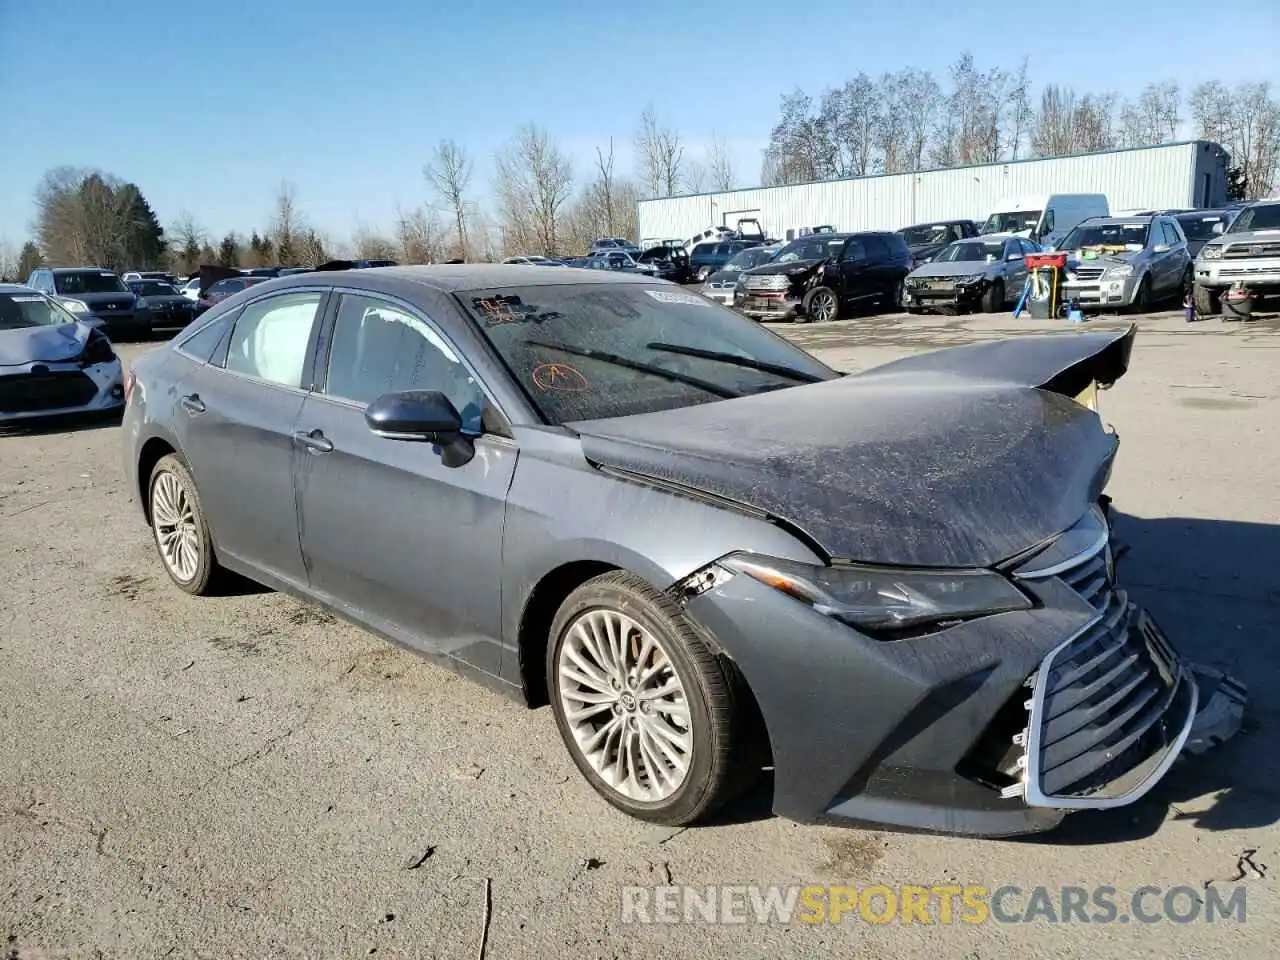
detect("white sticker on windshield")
(644, 289), (712, 306)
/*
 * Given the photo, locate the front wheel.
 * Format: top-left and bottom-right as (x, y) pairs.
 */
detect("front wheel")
(1193, 282), (1220, 316)
(980, 279), (1005, 313)
(1129, 274), (1152, 313)
(547, 571), (756, 826)
(802, 286), (839, 323)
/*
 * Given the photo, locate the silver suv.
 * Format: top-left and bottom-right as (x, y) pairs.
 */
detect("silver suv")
(1193, 200), (1280, 313)
(1057, 215), (1191, 311)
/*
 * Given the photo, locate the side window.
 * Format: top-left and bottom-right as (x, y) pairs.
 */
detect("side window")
(862, 236), (890, 260)
(841, 237), (867, 261)
(1041, 208), (1056, 233)
(225, 292), (322, 389)
(324, 294), (487, 435)
(1161, 221), (1182, 246)
(176, 312), (234, 363)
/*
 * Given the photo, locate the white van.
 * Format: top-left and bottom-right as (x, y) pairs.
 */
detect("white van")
(980, 194), (1109, 249)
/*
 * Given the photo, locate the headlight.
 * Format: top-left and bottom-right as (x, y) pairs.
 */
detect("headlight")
(82, 329), (116, 365)
(60, 298), (89, 314)
(1104, 264), (1134, 278)
(1200, 245), (1223, 260)
(720, 553), (1031, 631)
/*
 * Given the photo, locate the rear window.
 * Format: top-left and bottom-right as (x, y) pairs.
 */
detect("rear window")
(53, 271), (127, 295)
(129, 281), (177, 296)
(1177, 214), (1227, 240)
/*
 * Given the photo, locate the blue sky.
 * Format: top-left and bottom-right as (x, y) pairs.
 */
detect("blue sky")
(2, 0), (1277, 248)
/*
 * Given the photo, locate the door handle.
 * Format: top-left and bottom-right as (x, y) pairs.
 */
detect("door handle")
(180, 394), (205, 415)
(292, 429), (334, 454)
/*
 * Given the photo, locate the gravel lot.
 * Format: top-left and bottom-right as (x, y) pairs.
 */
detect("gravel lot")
(3, 308), (1278, 959)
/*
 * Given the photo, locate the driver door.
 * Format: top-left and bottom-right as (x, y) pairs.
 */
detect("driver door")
(834, 236), (869, 304)
(292, 291), (517, 674)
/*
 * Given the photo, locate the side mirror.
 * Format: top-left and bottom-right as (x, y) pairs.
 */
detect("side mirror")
(1153, 244), (1170, 254)
(1211, 222), (1225, 235)
(365, 390), (462, 442)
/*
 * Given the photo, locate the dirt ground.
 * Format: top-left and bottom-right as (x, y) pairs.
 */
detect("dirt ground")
(2, 308), (1277, 959)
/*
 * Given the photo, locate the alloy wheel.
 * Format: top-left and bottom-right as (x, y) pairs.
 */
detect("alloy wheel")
(810, 290), (837, 322)
(556, 608), (693, 802)
(151, 470), (200, 582)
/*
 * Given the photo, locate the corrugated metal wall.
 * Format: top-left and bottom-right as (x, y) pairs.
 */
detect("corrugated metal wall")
(637, 142), (1228, 245)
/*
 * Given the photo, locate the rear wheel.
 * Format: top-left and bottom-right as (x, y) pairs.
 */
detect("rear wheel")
(547, 571), (757, 826)
(802, 286), (839, 323)
(148, 454), (222, 595)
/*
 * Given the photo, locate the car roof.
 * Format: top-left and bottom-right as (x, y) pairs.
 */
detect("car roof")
(1083, 216), (1155, 225)
(50, 266), (118, 273)
(235, 264), (665, 297)
(0, 283), (39, 294)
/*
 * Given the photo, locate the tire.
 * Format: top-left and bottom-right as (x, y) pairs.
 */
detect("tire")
(802, 286), (839, 323)
(1194, 283), (1220, 316)
(1130, 274), (1152, 313)
(980, 279), (1005, 313)
(546, 571), (757, 826)
(148, 453), (222, 595)
(884, 278), (906, 310)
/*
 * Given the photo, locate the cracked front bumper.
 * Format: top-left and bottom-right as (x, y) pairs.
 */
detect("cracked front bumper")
(1061, 274), (1139, 308)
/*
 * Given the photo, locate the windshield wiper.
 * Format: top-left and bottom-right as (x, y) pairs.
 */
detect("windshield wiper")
(646, 342), (827, 384)
(524, 340), (742, 399)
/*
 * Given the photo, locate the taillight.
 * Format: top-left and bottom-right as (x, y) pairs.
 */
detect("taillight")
(123, 371), (136, 401)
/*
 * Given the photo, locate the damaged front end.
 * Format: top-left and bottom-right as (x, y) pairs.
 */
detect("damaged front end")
(736, 259), (829, 321)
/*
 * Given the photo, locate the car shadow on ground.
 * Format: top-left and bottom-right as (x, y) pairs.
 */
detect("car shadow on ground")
(0, 409), (123, 438)
(1019, 511), (1280, 845)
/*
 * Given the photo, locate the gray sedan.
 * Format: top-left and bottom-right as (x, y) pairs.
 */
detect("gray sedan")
(1058, 215), (1192, 311)
(121, 266), (1242, 837)
(903, 237), (1036, 313)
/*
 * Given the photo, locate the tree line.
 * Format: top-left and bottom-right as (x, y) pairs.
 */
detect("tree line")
(762, 56), (1280, 199)
(4, 55), (1278, 278)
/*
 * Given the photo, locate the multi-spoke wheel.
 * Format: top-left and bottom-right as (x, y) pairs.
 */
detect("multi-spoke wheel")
(148, 454), (220, 595)
(547, 571), (760, 825)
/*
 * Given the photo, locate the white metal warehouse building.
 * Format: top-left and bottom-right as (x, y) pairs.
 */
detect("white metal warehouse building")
(636, 140), (1232, 245)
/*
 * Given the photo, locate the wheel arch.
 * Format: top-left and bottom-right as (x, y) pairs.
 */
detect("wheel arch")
(136, 434), (180, 524)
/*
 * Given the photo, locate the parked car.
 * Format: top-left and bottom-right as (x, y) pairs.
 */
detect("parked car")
(700, 244), (780, 306)
(587, 237), (640, 256)
(1192, 200), (1280, 314)
(179, 277), (203, 301)
(980, 194), (1110, 250)
(278, 267), (315, 276)
(0, 283), (124, 423)
(195, 276), (269, 316)
(1174, 210), (1235, 259)
(896, 220), (980, 267)
(122, 266), (1243, 836)
(903, 236), (1038, 313)
(735, 231), (912, 322)
(24, 267), (148, 340)
(1058, 215), (1192, 311)
(502, 256), (567, 266)
(689, 240), (764, 283)
(636, 245), (693, 284)
(583, 251), (660, 276)
(126, 279), (197, 332)
(124, 270), (181, 286)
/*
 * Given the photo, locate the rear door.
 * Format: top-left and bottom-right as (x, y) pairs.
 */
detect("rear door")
(292, 290), (517, 671)
(173, 289), (327, 587)
(834, 236), (871, 303)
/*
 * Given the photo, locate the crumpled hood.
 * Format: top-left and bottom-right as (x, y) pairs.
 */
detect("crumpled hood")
(574, 327), (1133, 568)
(0, 322), (92, 367)
(743, 258), (826, 278)
(909, 260), (996, 279)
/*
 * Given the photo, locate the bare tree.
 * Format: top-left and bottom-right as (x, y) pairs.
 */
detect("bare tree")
(424, 139), (473, 259)
(1004, 59), (1034, 160)
(763, 89), (834, 184)
(1191, 80), (1280, 198)
(706, 133), (736, 190)
(0, 240), (18, 282)
(396, 205), (444, 263)
(900, 68), (944, 170)
(493, 124), (574, 256)
(169, 210), (207, 274)
(1119, 81), (1181, 147)
(593, 140), (619, 236)
(1074, 93), (1119, 152)
(873, 74), (909, 173)
(820, 75), (879, 176)
(298, 230), (328, 267)
(635, 105), (685, 197)
(1032, 85), (1080, 157)
(270, 181), (303, 265)
(351, 226), (399, 260)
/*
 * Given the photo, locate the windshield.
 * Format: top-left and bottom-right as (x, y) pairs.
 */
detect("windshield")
(900, 224), (956, 246)
(129, 281), (177, 296)
(460, 283), (836, 424)
(722, 247), (776, 272)
(0, 291), (80, 330)
(1060, 222), (1149, 251)
(1177, 214), (1230, 240)
(981, 211), (1040, 235)
(1226, 204), (1280, 233)
(773, 236), (845, 263)
(933, 241), (1004, 263)
(53, 271), (127, 295)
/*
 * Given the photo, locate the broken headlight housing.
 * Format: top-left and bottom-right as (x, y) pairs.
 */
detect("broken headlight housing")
(80, 329), (116, 365)
(720, 553), (1031, 632)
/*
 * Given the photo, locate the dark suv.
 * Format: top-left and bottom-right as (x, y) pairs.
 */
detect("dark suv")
(735, 231), (912, 322)
(688, 239), (763, 283)
(25, 267), (147, 340)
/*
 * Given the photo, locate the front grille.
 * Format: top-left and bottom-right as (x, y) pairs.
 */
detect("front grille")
(0, 371), (99, 412)
(1070, 267), (1105, 281)
(94, 300), (133, 313)
(1224, 242), (1280, 259)
(744, 275), (788, 292)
